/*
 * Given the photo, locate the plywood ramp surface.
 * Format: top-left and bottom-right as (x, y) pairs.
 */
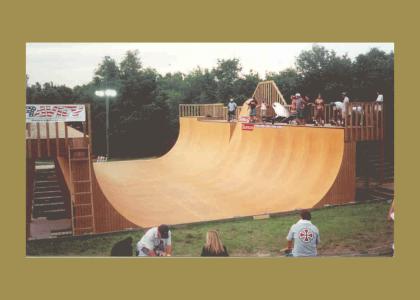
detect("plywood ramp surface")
(93, 117), (345, 228)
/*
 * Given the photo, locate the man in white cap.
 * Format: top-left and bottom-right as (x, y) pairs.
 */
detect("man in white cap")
(136, 224), (172, 257)
(295, 93), (307, 125)
(227, 98), (237, 122)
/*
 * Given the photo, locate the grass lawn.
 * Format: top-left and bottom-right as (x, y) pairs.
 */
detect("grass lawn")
(27, 200), (394, 257)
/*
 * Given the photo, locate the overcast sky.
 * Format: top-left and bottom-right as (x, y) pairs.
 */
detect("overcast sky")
(26, 43), (394, 88)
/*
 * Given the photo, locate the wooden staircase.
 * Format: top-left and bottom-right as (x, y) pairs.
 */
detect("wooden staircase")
(68, 142), (96, 235)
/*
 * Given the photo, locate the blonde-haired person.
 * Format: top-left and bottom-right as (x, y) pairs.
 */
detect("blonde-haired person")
(200, 230), (229, 257)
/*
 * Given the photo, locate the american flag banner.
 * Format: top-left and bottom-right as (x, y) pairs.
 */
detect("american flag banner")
(26, 104), (86, 123)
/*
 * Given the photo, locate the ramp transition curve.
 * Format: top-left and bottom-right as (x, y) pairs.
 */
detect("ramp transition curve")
(89, 117), (355, 230)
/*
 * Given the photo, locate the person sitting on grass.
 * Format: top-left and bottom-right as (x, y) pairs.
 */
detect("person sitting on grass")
(136, 224), (172, 257)
(110, 236), (133, 256)
(201, 230), (229, 257)
(285, 209), (320, 257)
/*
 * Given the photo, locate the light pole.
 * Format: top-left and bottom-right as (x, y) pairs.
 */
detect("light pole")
(95, 89), (117, 158)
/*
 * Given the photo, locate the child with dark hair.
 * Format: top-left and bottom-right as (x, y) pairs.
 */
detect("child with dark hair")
(110, 237), (133, 256)
(248, 97), (258, 123)
(285, 209), (320, 257)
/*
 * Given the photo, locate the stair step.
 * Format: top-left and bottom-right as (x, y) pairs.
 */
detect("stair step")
(34, 195), (64, 200)
(36, 172), (58, 176)
(33, 205), (66, 213)
(36, 176), (58, 181)
(36, 180), (59, 184)
(35, 180), (60, 188)
(34, 190), (62, 195)
(35, 185), (60, 191)
(33, 210), (68, 220)
(33, 202), (64, 207)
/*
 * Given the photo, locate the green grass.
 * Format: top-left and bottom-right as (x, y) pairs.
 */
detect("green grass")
(27, 201), (394, 257)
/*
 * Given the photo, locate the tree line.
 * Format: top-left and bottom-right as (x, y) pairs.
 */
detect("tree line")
(26, 45), (394, 158)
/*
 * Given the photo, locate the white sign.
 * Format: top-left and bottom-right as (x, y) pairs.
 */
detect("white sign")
(26, 104), (86, 123)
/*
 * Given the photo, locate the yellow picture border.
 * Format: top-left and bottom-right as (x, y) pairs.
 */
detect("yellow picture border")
(1, 0), (415, 298)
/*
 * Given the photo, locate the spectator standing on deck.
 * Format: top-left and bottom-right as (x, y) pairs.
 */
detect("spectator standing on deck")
(227, 98), (237, 122)
(260, 101), (267, 122)
(201, 230), (229, 257)
(295, 93), (306, 125)
(248, 97), (258, 123)
(375, 91), (384, 112)
(376, 91), (384, 102)
(341, 92), (350, 124)
(290, 95), (297, 114)
(303, 95), (312, 123)
(285, 210), (320, 257)
(314, 94), (325, 125)
(136, 224), (172, 257)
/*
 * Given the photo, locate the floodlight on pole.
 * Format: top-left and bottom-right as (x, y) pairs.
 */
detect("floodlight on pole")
(95, 90), (105, 97)
(105, 89), (117, 97)
(95, 89), (117, 159)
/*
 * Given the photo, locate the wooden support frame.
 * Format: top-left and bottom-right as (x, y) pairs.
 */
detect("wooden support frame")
(46, 122), (51, 157)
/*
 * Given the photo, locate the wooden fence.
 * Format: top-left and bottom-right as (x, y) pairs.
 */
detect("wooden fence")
(344, 102), (384, 142)
(179, 101), (383, 142)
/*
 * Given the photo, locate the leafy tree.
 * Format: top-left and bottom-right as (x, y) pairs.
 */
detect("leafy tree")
(295, 45), (352, 102)
(266, 68), (301, 103)
(213, 58), (241, 103)
(232, 71), (261, 104)
(352, 48), (394, 100)
(184, 67), (217, 104)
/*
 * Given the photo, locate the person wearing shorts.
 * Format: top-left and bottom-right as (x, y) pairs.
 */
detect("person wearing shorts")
(227, 98), (237, 122)
(295, 93), (306, 125)
(249, 97), (258, 123)
(314, 94), (325, 125)
(260, 101), (267, 122)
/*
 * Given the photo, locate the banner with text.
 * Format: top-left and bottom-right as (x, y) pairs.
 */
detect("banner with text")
(242, 123), (254, 131)
(26, 104), (86, 122)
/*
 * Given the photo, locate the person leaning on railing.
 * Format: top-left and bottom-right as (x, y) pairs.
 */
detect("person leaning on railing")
(375, 91), (384, 112)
